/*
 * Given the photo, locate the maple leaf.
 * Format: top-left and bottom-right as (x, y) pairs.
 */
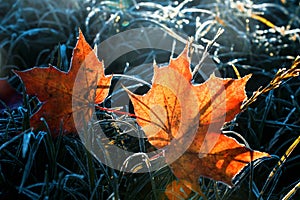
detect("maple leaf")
(0, 78), (22, 111)
(14, 30), (112, 137)
(125, 43), (269, 196)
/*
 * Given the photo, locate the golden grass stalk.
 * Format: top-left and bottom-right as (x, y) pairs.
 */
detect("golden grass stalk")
(241, 56), (300, 110)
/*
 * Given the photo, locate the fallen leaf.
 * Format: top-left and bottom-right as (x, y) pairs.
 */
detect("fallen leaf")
(14, 30), (112, 137)
(0, 78), (22, 111)
(125, 43), (269, 197)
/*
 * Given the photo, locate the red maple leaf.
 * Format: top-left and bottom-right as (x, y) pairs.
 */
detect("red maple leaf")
(0, 77), (22, 111)
(14, 30), (112, 137)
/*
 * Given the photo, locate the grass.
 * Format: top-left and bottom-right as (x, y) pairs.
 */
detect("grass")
(1, 0), (300, 199)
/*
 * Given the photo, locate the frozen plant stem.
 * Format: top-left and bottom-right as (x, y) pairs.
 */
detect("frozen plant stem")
(192, 28), (224, 78)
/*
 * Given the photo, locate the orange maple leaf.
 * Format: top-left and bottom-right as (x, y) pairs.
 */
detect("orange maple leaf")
(126, 43), (269, 197)
(14, 30), (112, 137)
